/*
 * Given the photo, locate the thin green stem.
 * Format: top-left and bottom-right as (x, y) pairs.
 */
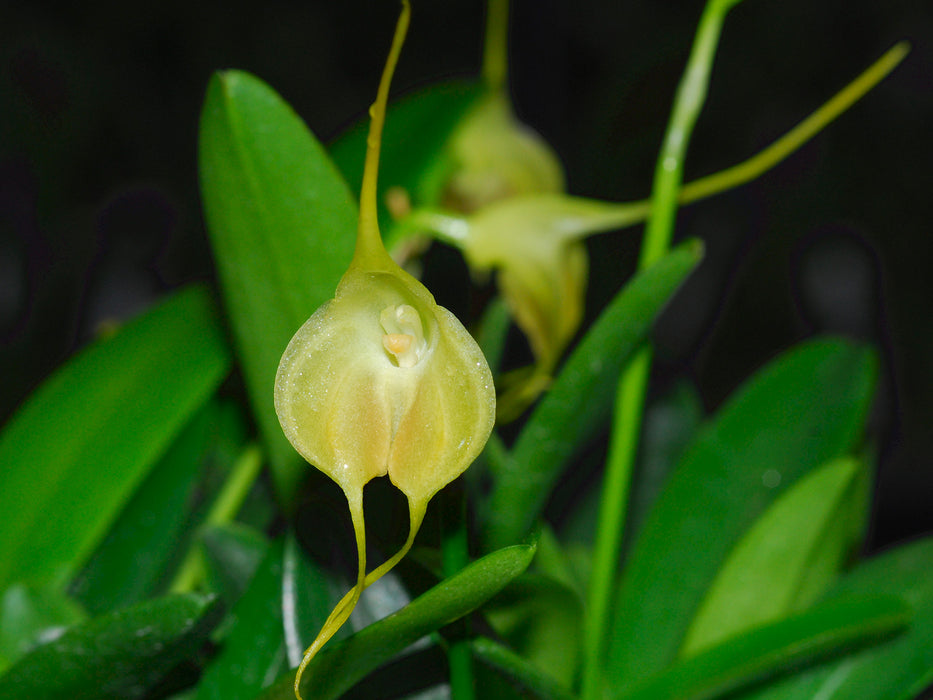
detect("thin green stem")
(580, 1), (741, 698)
(483, 0), (509, 93)
(169, 443), (263, 594)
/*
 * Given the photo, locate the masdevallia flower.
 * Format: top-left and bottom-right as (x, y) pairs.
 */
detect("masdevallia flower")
(273, 3), (495, 696)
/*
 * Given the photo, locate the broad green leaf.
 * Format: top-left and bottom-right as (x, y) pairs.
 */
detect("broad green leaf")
(0, 593), (220, 699)
(71, 399), (247, 615)
(682, 456), (863, 656)
(605, 338), (877, 694)
(0, 583), (86, 673)
(260, 543), (536, 700)
(735, 537), (933, 700)
(201, 522), (271, 609)
(329, 80), (483, 250)
(484, 573), (582, 687)
(613, 595), (909, 700)
(198, 69), (357, 505)
(471, 636), (576, 700)
(483, 239), (704, 550)
(0, 285), (231, 593)
(195, 541), (287, 700)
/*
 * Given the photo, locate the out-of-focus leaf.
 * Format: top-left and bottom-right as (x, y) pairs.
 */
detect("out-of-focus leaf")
(281, 531), (335, 668)
(0, 583), (86, 672)
(195, 542), (287, 700)
(605, 339), (877, 695)
(682, 456), (863, 655)
(734, 537), (933, 700)
(199, 69), (357, 505)
(0, 285), (231, 593)
(613, 595), (908, 700)
(471, 636), (576, 700)
(483, 239), (704, 550)
(0, 593), (220, 699)
(71, 399), (246, 615)
(329, 80), (483, 250)
(260, 544), (536, 700)
(484, 573), (582, 687)
(201, 522), (270, 608)
(476, 296), (512, 377)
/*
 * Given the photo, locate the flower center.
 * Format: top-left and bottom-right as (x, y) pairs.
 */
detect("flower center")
(380, 304), (427, 368)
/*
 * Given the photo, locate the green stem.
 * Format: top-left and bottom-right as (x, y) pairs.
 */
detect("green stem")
(169, 442), (264, 594)
(483, 0), (509, 93)
(580, 1), (742, 698)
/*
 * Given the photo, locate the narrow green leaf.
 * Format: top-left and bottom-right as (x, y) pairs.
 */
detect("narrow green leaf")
(260, 543), (536, 700)
(195, 542), (287, 700)
(614, 595), (909, 700)
(0, 593), (220, 699)
(682, 456), (862, 655)
(71, 399), (246, 615)
(281, 531), (335, 668)
(605, 338), (877, 694)
(483, 239), (704, 550)
(0, 583), (86, 673)
(471, 636), (577, 700)
(0, 286), (231, 593)
(201, 522), (271, 609)
(198, 69), (358, 505)
(734, 537), (933, 700)
(329, 80), (483, 250)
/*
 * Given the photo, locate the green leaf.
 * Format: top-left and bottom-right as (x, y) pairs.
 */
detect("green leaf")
(681, 456), (863, 656)
(0, 285), (232, 593)
(329, 80), (483, 250)
(734, 537), (933, 700)
(0, 593), (220, 699)
(260, 543), (537, 700)
(484, 573), (582, 688)
(71, 399), (247, 615)
(198, 69), (358, 505)
(201, 522), (271, 609)
(195, 541), (287, 700)
(483, 239), (704, 550)
(0, 583), (86, 672)
(280, 531), (338, 668)
(471, 636), (577, 700)
(613, 595), (909, 700)
(604, 338), (877, 694)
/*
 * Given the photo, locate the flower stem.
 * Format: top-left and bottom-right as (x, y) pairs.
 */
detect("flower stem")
(580, 1), (742, 697)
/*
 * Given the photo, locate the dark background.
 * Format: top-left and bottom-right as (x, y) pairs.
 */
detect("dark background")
(2, 0), (931, 551)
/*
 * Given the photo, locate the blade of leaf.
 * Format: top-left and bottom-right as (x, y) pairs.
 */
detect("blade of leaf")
(0, 285), (231, 593)
(260, 543), (536, 700)
(0, 583), (86, 673)
(681, 456), (863, 656)
(71, 398), (246, 615)
(605, 338), (877, 694)
(613, 595), (909, 700)
(328, 80), (483, 251)
(201, 522), (271, 609)
(733, 537), (933, 700)
(198, 69), (358, 505)
(483, 239), (704, 550)
(0, 593), (221, 699)
(470, 636), (577, 700)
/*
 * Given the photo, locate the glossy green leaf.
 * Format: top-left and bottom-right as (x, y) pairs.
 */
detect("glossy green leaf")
(71, 399), (246, 615)
(201, 522), (271, 609)
(329, 80), (483, 250)
(0, 593), (220, 699)
(199, 69), (358, 505)
(605, 338), (877, 695)
(483, 239), (704, 550)
(735, 537), (933, 700)
(281, 531), (335, 668)
(614, 595), (909, 700)
(195, 541), (287, 700)
(471, 636), (576, 700)
(260, 543), (536, 700)
(682, 456), (862, 656)
(0, 285), (232, 593)
(484, 573), (582, 687)
(0, 583), (86, 672)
